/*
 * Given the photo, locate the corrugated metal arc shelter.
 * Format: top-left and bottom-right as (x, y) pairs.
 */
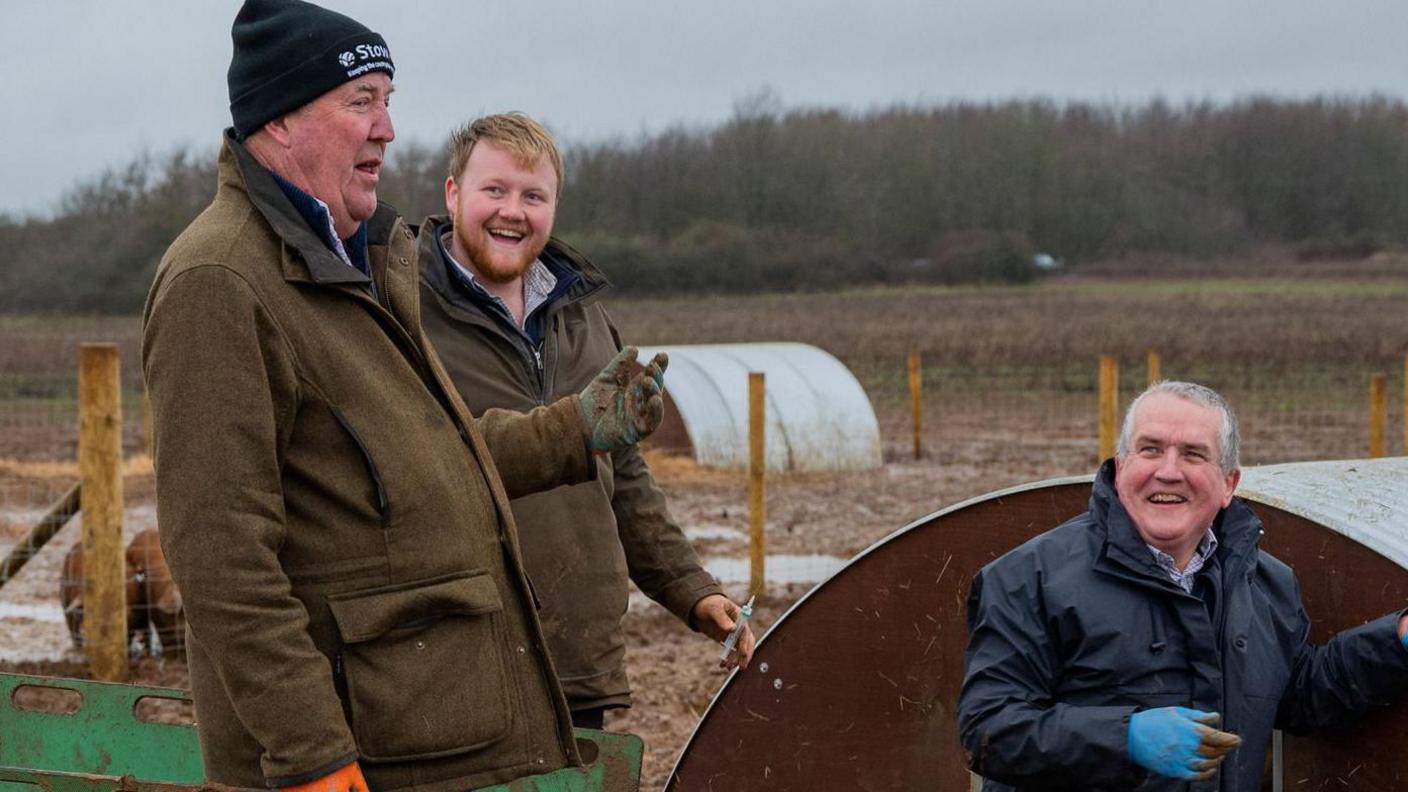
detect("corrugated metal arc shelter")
(666, 457), (1408, 791)
(637, 343), (881, 472)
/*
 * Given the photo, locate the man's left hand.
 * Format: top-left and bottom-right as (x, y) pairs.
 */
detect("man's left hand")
(692, 594), (756, 670)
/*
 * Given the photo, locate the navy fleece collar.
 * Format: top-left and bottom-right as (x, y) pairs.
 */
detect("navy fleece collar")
(268, 170), (370, 278)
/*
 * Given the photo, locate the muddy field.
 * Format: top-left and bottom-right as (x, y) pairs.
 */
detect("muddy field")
(0, 439), (991, 789)
(3, 275), (1407, 786)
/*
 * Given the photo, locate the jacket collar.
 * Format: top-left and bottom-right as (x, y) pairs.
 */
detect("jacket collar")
(220, 129), (397, 287)
(417, 214), (610, 312)
(1089, 458), (1263, 585)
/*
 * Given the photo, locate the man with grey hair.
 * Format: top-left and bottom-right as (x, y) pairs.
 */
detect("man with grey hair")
(959, 380), (1408, 791)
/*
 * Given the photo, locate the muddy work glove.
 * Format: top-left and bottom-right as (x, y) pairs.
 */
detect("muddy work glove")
(578, 346), (668, 453)
(1128, 707), (1242, 781)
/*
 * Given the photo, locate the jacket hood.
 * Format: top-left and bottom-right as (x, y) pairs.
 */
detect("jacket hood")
(1090, 458), (1263, 580)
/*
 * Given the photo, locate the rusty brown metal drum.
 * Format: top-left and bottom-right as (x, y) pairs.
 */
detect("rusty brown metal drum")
(665, 458), (1408, 791)
(665, 476), (1091, 791)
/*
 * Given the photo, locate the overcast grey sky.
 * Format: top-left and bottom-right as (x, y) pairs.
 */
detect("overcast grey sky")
(3, 0), (1406, 218)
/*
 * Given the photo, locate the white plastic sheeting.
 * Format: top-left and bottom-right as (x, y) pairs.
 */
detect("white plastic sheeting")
(635, 343), (881, 472)
(1237, 456), (1408, 570)
(835, 456), (1408, 571)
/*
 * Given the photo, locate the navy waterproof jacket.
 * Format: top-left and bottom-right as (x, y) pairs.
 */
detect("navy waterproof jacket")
(958, 461), (1408, 791)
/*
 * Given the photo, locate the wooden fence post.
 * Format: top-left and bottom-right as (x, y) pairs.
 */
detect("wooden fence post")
(1370, 373), (1387, 458)
(908, 350), (922, 460)
(1098, 356), (1118, 461)
(79, 343), (127, 681)
(1146, 350), (1161, 387)
(749, 372), (766, 599)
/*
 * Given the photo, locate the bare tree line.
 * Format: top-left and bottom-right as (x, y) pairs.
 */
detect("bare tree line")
(5, 96), (1407, 313)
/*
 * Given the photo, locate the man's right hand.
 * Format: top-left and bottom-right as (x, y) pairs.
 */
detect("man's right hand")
(1128, 707), (1242, 781)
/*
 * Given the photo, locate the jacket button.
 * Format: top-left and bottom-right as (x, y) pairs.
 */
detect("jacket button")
(1234, 636), (1248, 650)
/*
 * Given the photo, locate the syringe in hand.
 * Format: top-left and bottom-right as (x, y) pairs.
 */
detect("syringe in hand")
(719, 594), (756, 662)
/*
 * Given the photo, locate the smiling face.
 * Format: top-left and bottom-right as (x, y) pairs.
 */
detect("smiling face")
(1114, 392), (1240, 566)
(274, 73), (395, 238)
(445, 140), (557, 285)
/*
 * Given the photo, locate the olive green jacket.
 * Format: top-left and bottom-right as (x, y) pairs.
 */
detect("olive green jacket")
(143, 135), (587, 792)
(417, 216), (722, 711)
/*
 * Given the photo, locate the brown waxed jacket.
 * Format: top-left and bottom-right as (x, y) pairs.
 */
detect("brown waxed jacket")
(142, 135), (588, 792)
(417, 216), (722, 711)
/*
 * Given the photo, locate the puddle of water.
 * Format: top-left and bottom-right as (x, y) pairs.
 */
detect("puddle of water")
(0, 602), (64, 623)
(0, 644), (75, 664)
(627, 553), (849, 612)
(0, 612), (75, 663)
(685, 525), (745, 542)
(0, 503), (159, 663)
(702, 554), (848, 585)
(0, 508), (49, 527)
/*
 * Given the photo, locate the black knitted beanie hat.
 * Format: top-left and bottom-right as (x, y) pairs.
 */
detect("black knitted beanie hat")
(228, 0), (394, 137)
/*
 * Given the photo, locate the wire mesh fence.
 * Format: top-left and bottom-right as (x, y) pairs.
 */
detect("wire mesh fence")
(862, 356), (1405, 490)
(1, 317), (151, 664)
(2, 318), (1401, 504)
(1, 311), (1404, 666)
(0, 316), (145, 463)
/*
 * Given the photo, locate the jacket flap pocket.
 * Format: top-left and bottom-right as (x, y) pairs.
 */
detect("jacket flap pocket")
(327, 572), (503, 643)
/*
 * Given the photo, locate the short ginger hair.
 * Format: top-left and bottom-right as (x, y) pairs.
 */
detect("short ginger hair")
(446, 112), (564, 197)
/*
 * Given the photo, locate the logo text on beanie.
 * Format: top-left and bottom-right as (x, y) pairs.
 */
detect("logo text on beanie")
(337, 43), (393, 78)
(355, 44), (391, 60)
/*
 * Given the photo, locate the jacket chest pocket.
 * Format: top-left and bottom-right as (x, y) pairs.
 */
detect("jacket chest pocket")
(328, 405), (390, 528)
(327, 571), (514, 762)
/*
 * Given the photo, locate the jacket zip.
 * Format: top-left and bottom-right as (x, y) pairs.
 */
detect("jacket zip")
(530, 343), (545, 401)
(426, 228), (606, 408)
(435, 282), (584, 407)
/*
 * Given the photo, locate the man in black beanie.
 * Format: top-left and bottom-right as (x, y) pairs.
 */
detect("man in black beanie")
(143, 2), (669, 790)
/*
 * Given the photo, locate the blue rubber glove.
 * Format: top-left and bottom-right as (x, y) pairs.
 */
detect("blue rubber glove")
(1128, 707), (1242, 781)
(578, 347), (668, 453)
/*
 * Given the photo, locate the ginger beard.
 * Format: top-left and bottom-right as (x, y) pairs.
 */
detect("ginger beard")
(451, 212), (544, 284)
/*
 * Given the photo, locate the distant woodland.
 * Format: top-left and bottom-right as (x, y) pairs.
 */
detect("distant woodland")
(5, 95), (1408, 313)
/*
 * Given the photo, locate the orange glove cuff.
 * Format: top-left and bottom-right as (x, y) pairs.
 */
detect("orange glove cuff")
(280, 761), (367, 792)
